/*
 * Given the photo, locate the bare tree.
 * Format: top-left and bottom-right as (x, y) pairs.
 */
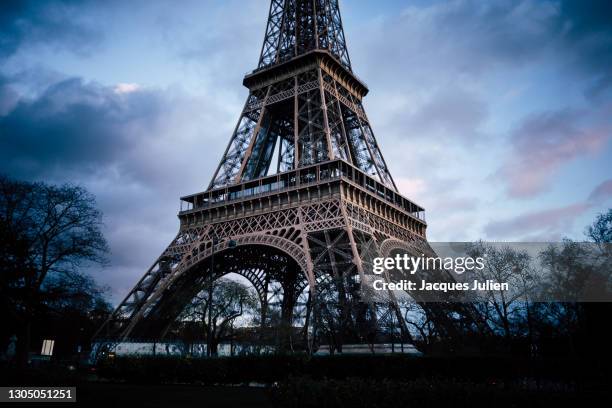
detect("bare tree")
(466, 242), (537, 342)
(398, 301), (437, 350)
(586, 209), (612, 244)
(178, 278), (259, 356)
(0, 175), (108, 364)
(311, 273), (378, 354)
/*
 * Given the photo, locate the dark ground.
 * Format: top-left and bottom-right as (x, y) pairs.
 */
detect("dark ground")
(58, 384), (272, 408)
(17, 381), (605, 408)
(2, 354), (609, 407)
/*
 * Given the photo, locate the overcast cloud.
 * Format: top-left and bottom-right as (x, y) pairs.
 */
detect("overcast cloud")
(1, 0), (611, 302)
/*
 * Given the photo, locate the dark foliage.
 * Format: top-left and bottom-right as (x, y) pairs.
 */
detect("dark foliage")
(0, 175), (110, 363)
(95, 354), (610, 387)
(270, 376), (606, 408)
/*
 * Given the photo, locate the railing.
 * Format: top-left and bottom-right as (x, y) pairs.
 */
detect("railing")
(246, 49), (369, 90)
(180, 159), (425, 222)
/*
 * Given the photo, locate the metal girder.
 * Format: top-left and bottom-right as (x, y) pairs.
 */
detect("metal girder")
(209, 0), (396, 191)
(258, 0), (351, 71)
(95, 184), (427, 342)
(94, 1), (458, 350)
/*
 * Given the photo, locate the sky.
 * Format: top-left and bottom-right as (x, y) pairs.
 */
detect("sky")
(1, 0), (611, 303)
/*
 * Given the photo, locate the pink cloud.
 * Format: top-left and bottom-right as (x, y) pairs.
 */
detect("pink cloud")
(485, 179), (612, 240)
(484, 202), (591, 240)
(496, 109), (610, 198)
(396, 176), (478, 214)
(396, 177), (427, 198)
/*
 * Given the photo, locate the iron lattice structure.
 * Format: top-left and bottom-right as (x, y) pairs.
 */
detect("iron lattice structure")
(96, 0), (457, 349)
(209, 0), (395, 190)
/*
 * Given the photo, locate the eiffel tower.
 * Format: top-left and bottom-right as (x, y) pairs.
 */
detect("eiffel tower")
(95, 0), (437, 349)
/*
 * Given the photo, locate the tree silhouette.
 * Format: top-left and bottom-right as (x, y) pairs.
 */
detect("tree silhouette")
(177, 278), (259, 356)
(0, 175), (108, 364)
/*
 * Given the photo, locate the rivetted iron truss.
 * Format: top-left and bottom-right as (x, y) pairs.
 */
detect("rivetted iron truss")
(95, 1), (467, 351)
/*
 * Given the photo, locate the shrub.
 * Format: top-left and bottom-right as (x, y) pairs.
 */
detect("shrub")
(269, 376), (606, 408)
(96, 354), (610, 387)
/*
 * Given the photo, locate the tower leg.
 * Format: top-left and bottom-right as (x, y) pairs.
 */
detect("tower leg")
(279, 264), (299, 352)
(302, 290), (313, 354)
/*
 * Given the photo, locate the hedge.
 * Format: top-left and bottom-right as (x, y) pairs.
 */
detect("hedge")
(269, 376), (606, 408)
(95, 354), (610, 386)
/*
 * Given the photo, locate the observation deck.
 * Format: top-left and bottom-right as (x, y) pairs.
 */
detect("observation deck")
(179, 159), (426, 237)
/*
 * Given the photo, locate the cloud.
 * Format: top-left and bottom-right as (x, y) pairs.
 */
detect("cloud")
(495, 108), (610, 198)
(358, 0), (612, 81)
(559, 0), (612, 35)
(0, 77), (167, 179)
(0, 0), (103, 60)
(1, 0), (611, 300)
(484, 202), (590, 240)
(388, 86), (489, 143)
(351, 0), (559, 85)
(396, 177), (427, 197)
(0, 74), (236, 188)
(113, 83), (140, 94)
(351, 0), (612, 155)
(395, 175), (480, 241)
(347, 0), (610, 219)
(162, 0), (266, 91)
(0, 76), (19, 115)
(558, 0), (612, 59)
(0, 74), (235, 301)
(484, 178), (612, 240)
(588, 179), (612, 203)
